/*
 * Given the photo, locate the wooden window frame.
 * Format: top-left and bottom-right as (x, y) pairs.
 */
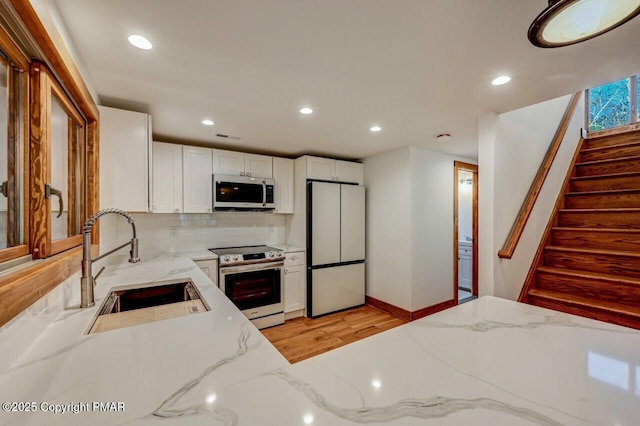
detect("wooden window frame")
(0, 0), (99, 327)
(0, 24), (30, 264)
(30, 61), (86, 258)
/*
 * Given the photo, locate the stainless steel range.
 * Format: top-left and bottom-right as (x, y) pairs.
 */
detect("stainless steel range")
(209, 245), (285, 329)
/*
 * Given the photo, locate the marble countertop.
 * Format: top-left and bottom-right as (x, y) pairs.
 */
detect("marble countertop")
(1, 253), (639, 425)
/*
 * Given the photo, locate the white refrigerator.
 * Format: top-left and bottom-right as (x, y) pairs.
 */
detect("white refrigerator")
(307, 181), (365, 317)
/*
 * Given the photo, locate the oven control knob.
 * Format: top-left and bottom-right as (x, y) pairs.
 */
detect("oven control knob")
(277, 251), (284, 257)
(223, 256), (230, 262)
(233, 255), (240, 261)
(268, 252), (274, 257)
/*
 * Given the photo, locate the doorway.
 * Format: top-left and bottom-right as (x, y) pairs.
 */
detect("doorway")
(453, 161), (478, 304)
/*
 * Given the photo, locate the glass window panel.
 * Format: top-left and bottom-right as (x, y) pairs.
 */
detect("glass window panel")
(0, 61), (8, 248)
(0, 56), (24, 250)
(50, 95), (82, 241)
(637, 75), (640, 123)
(50, 96), (68, 240)
(588, 78), (631, 131)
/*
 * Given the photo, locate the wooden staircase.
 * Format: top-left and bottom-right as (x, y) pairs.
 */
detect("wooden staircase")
(521, 128), (640, 329)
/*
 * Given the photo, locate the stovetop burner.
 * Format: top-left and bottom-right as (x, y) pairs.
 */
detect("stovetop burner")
(209, 245), (284, 266)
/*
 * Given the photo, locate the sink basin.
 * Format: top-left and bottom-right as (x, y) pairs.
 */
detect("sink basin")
(88, 279), (210, 334)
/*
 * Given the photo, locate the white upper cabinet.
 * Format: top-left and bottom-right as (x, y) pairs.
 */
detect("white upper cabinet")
(183, 146), (212, 213)
(272, 157), (294, 214)
(211, 149), (245, 176)
(244, 153), (273, 178)
(212, 148), (273, 178)
(99, 106), (151, 212)
(335, 160), (363, 185)
(151, 142), (183, 213)
(305, 156), (363, 184)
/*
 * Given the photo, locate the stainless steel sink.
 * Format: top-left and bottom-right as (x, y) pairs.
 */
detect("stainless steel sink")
(88, 278), (210, 334)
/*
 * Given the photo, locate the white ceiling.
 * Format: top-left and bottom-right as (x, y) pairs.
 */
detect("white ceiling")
(50, 0), (640, 161)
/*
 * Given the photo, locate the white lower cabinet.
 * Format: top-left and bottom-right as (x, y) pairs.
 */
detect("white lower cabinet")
(284, 251), (305, 318)
(458, 243), (472, 291)
(194, 259), (218, 286)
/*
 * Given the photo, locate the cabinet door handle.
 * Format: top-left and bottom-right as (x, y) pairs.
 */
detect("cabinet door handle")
(246, 172), (251, 177)
(240, 172), (245, 176)
(45, 184), (64, 218)
(0, 181), (7, 198)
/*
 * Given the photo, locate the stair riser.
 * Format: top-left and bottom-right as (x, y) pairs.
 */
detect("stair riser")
(564, 193), (640, 209)
(575, 158), (640, 177)
(544, 250), (640, 278)
(528, 297), (640, 329)
(570, 175), (640, 192)
(580, 144), (640, 162)
(558, 211), (640, 228)
(583, 133), (640, 150)
(551, 229), (640, 251)
(536, 271), (640, 305)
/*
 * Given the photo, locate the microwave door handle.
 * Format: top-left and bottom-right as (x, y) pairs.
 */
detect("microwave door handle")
(262, 180), (266, 206)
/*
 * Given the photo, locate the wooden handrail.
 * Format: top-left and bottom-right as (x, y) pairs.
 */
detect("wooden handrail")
(498, 91), (583, 259)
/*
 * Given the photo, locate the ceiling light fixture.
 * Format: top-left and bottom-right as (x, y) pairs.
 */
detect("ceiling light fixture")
(528, 0), (640, 48)
(370, 126), (382, 132)
(436, 133), (452, 142)
(491, 76), (511, 86)
(300, 107), (313, 115)
(128, 34), (153, 50)
(202, 119), (215, 126)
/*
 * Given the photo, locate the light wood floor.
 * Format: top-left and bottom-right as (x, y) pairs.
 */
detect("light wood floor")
(261, 305), (407, 363)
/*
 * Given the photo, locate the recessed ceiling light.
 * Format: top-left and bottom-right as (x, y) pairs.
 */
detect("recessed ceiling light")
(128, 34), (152, 50)
(202, 119), (215, 126)
(491, 76), (511, 86)
(300, 107), (313, 115)
(370, 126), (382, 132)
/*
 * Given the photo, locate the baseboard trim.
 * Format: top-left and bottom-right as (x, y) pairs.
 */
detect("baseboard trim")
(365, 296), (456, 322)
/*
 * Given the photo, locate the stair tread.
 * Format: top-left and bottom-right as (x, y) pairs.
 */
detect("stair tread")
(528, 289), (640, 316)
(565, 188), (640, 196)
(576, 154), (640, 166)
(536, 266), (640, 285)
(545, 245), (640, 257)
(571, 171), (640, 181)
(581, 140), (640, 153)
(552, 227), (640, 233)
(559, 207), (640, 212)
(585, 128), (640, 141)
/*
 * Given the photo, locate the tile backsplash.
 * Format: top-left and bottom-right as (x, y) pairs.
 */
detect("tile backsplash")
(100, 212), (286, 257)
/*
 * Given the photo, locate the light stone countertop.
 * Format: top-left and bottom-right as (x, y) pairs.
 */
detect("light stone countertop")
(1, 252), (639, 425)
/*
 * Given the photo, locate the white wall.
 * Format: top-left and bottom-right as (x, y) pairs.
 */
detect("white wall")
(364, 147), (413, 310)
(478, 94), (585, 300)
(364, 145), (474, 312)
(100, 213), (286, 258)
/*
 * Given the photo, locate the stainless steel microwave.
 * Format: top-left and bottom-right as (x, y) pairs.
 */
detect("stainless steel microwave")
(212, 174), (275, 211)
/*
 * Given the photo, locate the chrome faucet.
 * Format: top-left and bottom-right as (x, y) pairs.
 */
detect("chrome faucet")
(81, 208), (140, 308)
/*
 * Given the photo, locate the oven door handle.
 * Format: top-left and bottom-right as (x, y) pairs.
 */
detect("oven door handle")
(220, 261), (284, 274)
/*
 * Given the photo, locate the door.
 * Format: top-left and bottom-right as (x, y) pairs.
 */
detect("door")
(310, 181), (340, 266)
(340, 184), (365, 262)
(453, 161), (478, 304)
(212, 148), (245, 176)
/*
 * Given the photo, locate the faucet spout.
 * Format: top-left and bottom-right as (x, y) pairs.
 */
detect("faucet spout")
(80, 208), (141, 308)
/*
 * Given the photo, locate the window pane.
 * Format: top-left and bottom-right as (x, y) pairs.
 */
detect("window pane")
(50, 96), (82, 241)
(588, 78), (631, 131)
(637, 75), (640, 123)
(0, 62), (7, 248)
(0, 57), (24, 250)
